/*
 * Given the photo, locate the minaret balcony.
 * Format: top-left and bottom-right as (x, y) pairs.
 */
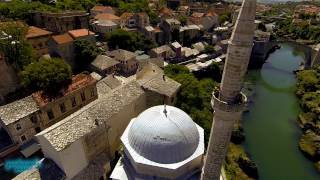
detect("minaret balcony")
(211, 91), (247, 113)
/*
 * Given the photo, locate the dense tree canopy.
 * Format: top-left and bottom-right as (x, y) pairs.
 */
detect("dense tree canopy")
(296, 65), (320, 172)
(204, 45), (216, 54)
(106, 29), (156, 51)
(164, 64), (219, 142)
(0, 0), (100, 20)
(0, 22), (35, 70)
(20, 58), (72, 94)
(275, 17), (320, 42)
(74, 39), (101, 71)
(218, 12), (231, 25)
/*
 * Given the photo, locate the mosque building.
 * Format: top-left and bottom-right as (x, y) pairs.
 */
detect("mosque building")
(12, 0), (256, 179)
(110, 105), (204, 180)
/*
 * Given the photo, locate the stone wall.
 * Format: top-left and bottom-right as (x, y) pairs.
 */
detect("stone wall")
(0, 58), (20, 104)
(7, 113), (40, 145)
(27, 36), (51, 57)
(39, 84), (97, 129)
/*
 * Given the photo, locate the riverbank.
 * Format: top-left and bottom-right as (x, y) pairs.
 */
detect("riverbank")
(296, 65), (320, 173)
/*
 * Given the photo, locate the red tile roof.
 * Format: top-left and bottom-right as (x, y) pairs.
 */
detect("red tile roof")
(159, 7), (173, 16)
(26, 26), (52, 39)
(91, 5), (113, 12)
(32, 74), (97, 107)
(68, 29), (95, 39)
(120, 12), (134, 20)
(206, 11), (218, 17)
(52, 33), (73, 44)
(95, 13), (120, 21)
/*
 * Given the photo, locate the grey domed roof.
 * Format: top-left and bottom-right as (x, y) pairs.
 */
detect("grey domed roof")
(128, 105), (200, 164)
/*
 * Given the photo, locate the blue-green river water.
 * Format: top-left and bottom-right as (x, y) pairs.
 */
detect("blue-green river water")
(242, 43), (319, 180)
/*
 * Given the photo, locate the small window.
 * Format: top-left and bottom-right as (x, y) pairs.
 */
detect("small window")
(20, 135), (26, 142)
(35, 127), (41, 133)
(16, 124), (21, 131)
(60, 103), (66, 113)
(81, 92), (86, 102)
(71, 97), (76, 107)
(47, 110), (54, 120)
(90, 89), (95, 97)
(30, 115), (37, 124)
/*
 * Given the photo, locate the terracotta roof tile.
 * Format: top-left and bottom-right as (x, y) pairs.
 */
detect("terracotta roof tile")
(52, 33), (73, 44)
(95, 13), (120, 21)
(32, 74), (97, 107)
(91, 5), (113, 12)
(26, 26), (52, 39)
(160, 7), (173, 16)
(120, 12), (134, 20)
(68, 29), (95, 39)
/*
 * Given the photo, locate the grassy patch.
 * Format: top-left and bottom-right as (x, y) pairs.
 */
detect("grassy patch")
(225, 143), (254, 180)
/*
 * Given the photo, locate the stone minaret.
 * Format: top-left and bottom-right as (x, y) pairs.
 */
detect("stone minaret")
(201, 0), (256, 180)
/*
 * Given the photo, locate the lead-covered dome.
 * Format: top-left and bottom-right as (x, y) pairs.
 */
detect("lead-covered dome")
(127, 105), (200, 164)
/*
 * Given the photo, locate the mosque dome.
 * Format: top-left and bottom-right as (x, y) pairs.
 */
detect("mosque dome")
(127, 105), (200, 164)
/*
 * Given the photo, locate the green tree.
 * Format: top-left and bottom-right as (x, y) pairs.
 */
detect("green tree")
(0, 22), (35, 70)
(120, 0), (149, 13)
(164, 64), (190, 77)
(219, 12), (231, 25)
(204, 45), (216, 54)
(0, 0), (57, 20)
(296, 70), (318, 96)
(20, 58), (72, 94)
(149, 11), (160, 26)
(106, 29), (156, 51)
(74, 39), (101, 70)
(179, 15), (188, 26)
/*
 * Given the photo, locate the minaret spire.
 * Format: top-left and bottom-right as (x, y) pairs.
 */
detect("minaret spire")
(201, 0), (256, 180)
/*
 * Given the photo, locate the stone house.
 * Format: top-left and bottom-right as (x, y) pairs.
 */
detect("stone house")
(120, 12), (150, 30)
(0, 74), (98, 158)
(149, 45), (176, 59)
(171, 41), (182, 57)
(31, 11), (89, 33)
(91, 20), (118, 37)
(49, 33), (74, 64)
(48, 29), (95, 69)
(26, 26), (53, 57)
(14, 64), (181, 180)
(143, 26), (165, 45)
(179, 24), (201, 42)
(94, 13), (121, 25)
(90, 55), (120, 76)
(108, 49), (139, 75)
(32, 74), (98, 129)
(90, 5), (115, 17)
(0, 96), (40, 152)
(159, 18), (181, 43)
(189, 12), (219, 31)
(159, 7), (174, 19)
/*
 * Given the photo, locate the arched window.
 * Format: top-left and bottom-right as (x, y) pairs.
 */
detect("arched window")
(16, 123), (21, 131)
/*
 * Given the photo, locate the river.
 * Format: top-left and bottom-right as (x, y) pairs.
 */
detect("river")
(242, 43), (319, 180)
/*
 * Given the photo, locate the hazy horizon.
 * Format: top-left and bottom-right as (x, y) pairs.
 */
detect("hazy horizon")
(226, 0), (306, 3)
